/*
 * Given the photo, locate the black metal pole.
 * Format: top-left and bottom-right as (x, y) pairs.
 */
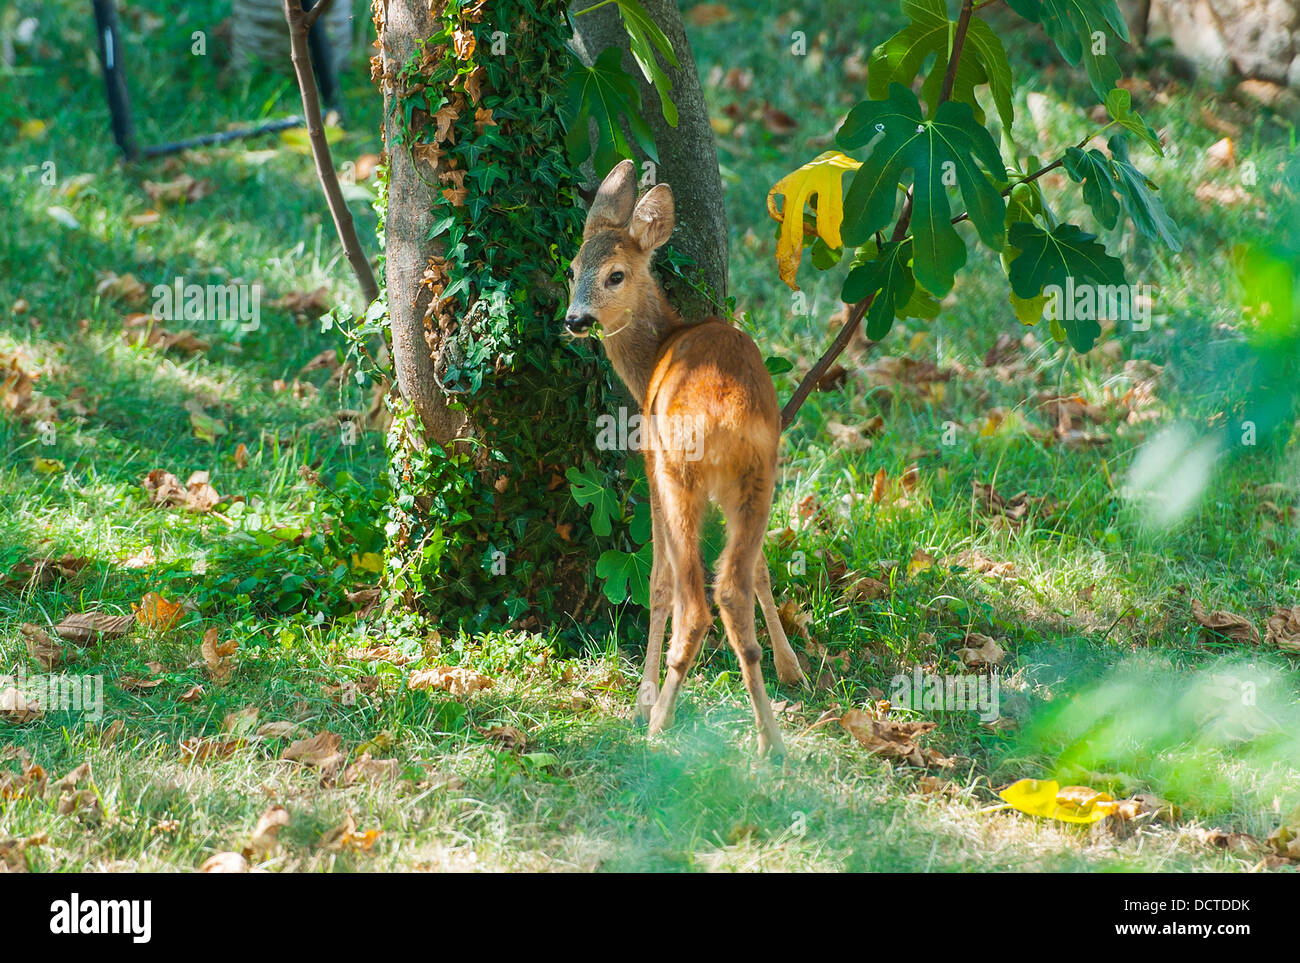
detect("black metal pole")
(302, 0), (339, 112)
(91, 0), (140, 162)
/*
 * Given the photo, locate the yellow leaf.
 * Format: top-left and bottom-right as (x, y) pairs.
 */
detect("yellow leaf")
(33, 457), (65, 474)
(766, 150), (861, 290)
(19, 118), (47, 139)
(133, 592), (186, 633)
(998, 778), (1118, 824)
(351, 552), (383, 573)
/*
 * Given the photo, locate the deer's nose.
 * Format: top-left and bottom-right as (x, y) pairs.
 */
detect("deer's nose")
(564, 313), (596, 335)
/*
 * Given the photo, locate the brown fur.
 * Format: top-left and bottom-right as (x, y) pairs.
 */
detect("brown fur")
(564, 160), (807, 757)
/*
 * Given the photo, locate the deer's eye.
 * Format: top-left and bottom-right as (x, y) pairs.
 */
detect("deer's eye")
(607, 271), (625, 287)
(565, 267), (574, 282)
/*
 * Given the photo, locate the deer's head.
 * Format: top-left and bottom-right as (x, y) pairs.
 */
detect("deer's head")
(563, 159), (675, 340)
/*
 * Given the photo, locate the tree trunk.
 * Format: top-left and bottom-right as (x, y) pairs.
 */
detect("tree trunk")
(374, 0), (467, 447)
(369, 0), (628, 634)
(569, 0), (730, 318)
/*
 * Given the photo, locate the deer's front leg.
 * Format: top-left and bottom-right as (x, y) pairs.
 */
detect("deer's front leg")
(638, 477), (671, 721)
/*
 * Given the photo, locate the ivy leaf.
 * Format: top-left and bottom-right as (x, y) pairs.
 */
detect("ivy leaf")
(842, 240), (915, 340)
(1108, 135), (1181, 252)
(563, 46), (657, 177)
(838, 83), (1006, 296)
(1005, 221), (1127, 351)
(1064, 146), (1121, 230)
(566, 463), (619, 537)
(766, 150), (862, 290)
(868, 0), (1015, 134)
(1104, 87), (1162, 156)
(596, 544), (652, 606)
(613, 0), (679, 126)
(1004, 0), (1128, 100)
(764, 355), (795, 375)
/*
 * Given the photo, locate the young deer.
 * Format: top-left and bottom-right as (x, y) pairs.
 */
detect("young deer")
(563, 160), (807, 756)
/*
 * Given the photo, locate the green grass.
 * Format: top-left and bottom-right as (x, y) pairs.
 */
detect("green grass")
(2, 0), (1298, 872)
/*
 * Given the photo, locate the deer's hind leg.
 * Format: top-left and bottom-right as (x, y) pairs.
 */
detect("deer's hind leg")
(647, 471), (710, 737)
(755, 555), (807, 688)
(716, 479), (786, 757)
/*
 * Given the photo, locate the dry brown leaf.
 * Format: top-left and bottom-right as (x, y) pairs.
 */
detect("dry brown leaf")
(1264, 605), (1300, 654)
(957, 633), (1006, 669)
(479, 725), (527, 752)
(222, 706), (260, 736)
(0, 684), (42, 723)
(321, 812), (381, 852)
(246, 805), (290, 858)
(342, 752), (400, 787)
(0, 832), (46, 872)
(838, 709), (954, 768)
(1205, 137), (1235, 169)
(178, 685), (205, 703)
(52, 611), (135, 645)
(20, 623), (62, 670)
(844, 576), (890, 602)
(256, 720), (304, 740)
(345, 645), (413, 666)
(776, 599), (813, 642)
(1191, 599), (1260, 646)
(201, 627), (238, 683)
(179, 737), (242, 764)
(98, 719), (125, 746)
(94, 271), (148, 305)
(943, 549), (1016, 580)
(199, 851), (249, 873)
(283, 731), (346, 783)
(143, 174), (213, 204)
(408, 665), (493, 696)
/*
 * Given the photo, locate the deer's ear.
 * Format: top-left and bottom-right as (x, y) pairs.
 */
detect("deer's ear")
(628, 184), (675, 252)
(583, 160), (638, 238)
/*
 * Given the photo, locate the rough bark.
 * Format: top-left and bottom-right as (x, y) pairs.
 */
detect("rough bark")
(375, 0), (467, 446)
(569, 0), (730, 318)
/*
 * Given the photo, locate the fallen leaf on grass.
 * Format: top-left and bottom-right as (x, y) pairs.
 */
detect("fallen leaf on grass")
(283, 731), (346, 783)
(199, 851), (249, 873)
(20, 623), (62, 670)
(97, 719), (125, 747)
(838, 709), (955, 768)
(998, 778), (1117, 824)
(776, 599), (813, 642)
(246, 805), (290, 858)
(272, 287), (330, 319)
(342, 753), (400, 787)
(133, 592), (186, 633)
(0, 832), (47, 872)
(143, 174), (213, 204)
(345, 645), (413, 666)
(121, 314), (211, 355)
(1191, 599), (1260, 646)
(321, 812), (381, 852)
(179, 737), (243, 765)
(0, 684), (42, 723)
(478, 725), (528, 752)
(1199, 828), (1261, 854)
(0, 755), (47, 800)
(1264, 606), (1300, 654)
(957, 633), (1006, 669)
(256, 720), (304, 740)
(52, 611), (134, 645)
(906, 548), (935, 578)
(843, 575), (889, 602)
(201, 627), (238, 683)
(222, 706), (260, 736)
(972, 481), (1031, 523)
(94, 271), (148, 306)
(943, 549), (1015, 580)
(408, 665), (493, 696)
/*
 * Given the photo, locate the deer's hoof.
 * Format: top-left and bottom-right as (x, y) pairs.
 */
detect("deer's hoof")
(776, 662), (809, 689)
(635, 684), (658, 724)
